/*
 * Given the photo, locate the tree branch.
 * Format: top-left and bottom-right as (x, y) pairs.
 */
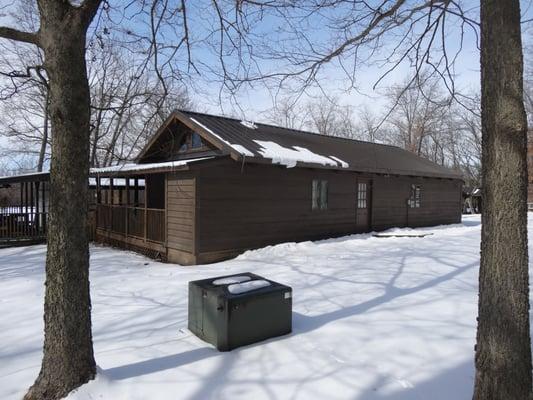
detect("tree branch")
(78, 0), (104, 27)
(0, 26), (39, 46)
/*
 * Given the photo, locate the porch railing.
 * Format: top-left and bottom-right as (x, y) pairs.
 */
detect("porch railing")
(0, 211), (47, 240)
(96, 204), (165, 244)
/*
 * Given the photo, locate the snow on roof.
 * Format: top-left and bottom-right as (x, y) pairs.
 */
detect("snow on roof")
(190, 117), (255, 157)
(231, 144), (254, 157)
(240, 120), (258, 129)
(88, 178), (145, 187)
(90, 157), (214, 174)
(253, 140), (349, 169)
(227, 279), (271, 294)
(329, 156), (349, 169)
(0, 171), (49, 181)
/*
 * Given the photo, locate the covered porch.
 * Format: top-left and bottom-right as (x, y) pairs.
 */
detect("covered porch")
(0, 173), (49, 246)
(93, 172), (167, 259)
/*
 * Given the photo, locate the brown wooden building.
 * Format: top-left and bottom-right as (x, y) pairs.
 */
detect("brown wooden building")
(0, 110), (462, 261)
(86, 110), (463, 264)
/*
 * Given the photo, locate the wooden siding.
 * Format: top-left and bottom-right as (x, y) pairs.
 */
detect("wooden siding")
(372, 175), (462, 230)
(166, 175), (196, 257)
(194, 160), (462, 261)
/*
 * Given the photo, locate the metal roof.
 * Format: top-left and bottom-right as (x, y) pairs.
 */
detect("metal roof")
(171, 110), (462, 179)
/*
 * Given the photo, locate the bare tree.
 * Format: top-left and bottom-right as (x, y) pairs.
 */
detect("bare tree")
(305, 97), (360, 139)
(221, 2), (530, 397)
(357, 105), (382, 143)
(384, 74), (452, 161)
(263, 97), (307, 130)
(86, 42), (193, 167)
(474, 1), (531, 399)
(0, 1), (270, 398)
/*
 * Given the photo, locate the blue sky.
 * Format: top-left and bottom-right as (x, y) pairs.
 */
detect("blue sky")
(0, 0), (532, 171)
(194, 1), (531, 121)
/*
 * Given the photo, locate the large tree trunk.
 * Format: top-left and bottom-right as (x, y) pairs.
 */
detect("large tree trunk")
(474, 1), (532, 399)
(24, 7), (96, 400)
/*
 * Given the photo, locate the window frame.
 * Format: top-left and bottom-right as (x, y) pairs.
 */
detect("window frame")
(312, 179), (328, 211)
(178, 131), (208, 153)
(357, 182), (367, 209)
(408, 184), (421, 208)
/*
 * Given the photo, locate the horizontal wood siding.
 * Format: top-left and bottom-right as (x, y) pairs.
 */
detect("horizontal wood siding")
(196, 160), (462, 258)
(371, 175), (462, 230)
(197, 162), (357, 254)
(166, 176), (195, 254)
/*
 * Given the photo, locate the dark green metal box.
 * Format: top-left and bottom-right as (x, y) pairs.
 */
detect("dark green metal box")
(188, 272), (292, 351)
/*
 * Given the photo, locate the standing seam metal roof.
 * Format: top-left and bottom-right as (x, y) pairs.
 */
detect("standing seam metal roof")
(177, 110), (462, 179)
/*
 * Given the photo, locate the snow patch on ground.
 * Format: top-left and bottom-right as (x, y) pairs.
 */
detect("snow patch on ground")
(1, 214), (518, 400)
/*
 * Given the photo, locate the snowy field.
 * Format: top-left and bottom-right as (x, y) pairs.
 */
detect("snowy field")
(0, 214), (508, 399)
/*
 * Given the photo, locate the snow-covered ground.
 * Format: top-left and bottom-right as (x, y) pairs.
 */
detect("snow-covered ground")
(0, 215), (501, 399)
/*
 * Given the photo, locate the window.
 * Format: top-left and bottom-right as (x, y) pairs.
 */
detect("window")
(312, 180), (328, 210)
(409, 184), (421, 208)
(179, 132), (205, 152)
(191, 132), (203, 148)
(357, 182), (367, 209)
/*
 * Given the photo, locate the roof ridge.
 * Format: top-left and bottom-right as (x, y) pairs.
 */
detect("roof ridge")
(177, 109), (401, 150)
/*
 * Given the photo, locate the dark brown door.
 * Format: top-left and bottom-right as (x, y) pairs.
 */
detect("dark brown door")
(356, 179), (372, 232)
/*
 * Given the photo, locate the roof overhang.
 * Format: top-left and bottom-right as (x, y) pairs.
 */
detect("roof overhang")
(0, 172), (50, 185)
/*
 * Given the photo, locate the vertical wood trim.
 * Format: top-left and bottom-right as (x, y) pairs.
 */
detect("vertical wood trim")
(194, 176), (199, 257)
(96, 176), (101, 204)
(24, 181), (28, 213)
(368, 179), (373, 231)
(42, 181), (46, 213)
(110, 178), (114, 205)
(144, 175), (148, 242)
(164, 174), (168, 248)
(134, 178), (139, 206)
(125, 177), (129, 237)
(354, 178), (358, 228)
(30, 181), (34, 219)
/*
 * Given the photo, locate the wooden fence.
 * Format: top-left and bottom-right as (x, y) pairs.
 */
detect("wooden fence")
(96, 204), (165, 244)
(0, 211), (47, 242)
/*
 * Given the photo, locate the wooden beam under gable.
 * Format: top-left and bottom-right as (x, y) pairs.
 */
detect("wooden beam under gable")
(172, 110), (235, 156)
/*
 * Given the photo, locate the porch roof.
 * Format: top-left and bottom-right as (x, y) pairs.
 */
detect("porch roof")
(89, 156), (215, 177)
(0, 156), (216, 186)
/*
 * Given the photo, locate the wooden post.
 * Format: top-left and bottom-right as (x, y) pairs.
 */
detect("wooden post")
(96, 176), (101, 204)
(134, 178), (139, 207)
(30, 181), (34, 235)
(144, 175), (147, 242)
(42, 181), (47, 234)
(24, 182), (28, 236)
(125, 177), (129, 238)
(24, 181), (28, 214)
(35, 181), (40, 233)
(110, 178), (114, 206)
(19, 181), (23, 213)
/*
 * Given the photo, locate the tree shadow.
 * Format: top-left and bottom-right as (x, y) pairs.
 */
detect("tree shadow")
(292, 260), (478, 334)
(355, 359), (474, 399)
(101, 257), (477, 384)
(104, 347), (219, 380)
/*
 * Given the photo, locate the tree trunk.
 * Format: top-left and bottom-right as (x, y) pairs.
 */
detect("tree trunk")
(474, 1), (531, 399)
(24, 8), (96, 400)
